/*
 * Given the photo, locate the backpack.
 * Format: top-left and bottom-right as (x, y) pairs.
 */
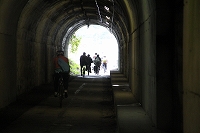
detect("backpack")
(95, 57), (100, 62)
(58, 58), (70, 72)
(94, 57), (101, 66)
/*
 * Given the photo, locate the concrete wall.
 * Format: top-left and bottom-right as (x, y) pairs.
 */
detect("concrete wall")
(156, 0), (183, 132)
(156, 0), (173, 131)
(0, 0), (28, 108)
(183, 0), (200, 132)
(16, 1), (54, 95)
(124, 0), (157, 127)
(0, 0), (59, 108)
(138, 0), (156, 125)
(173, 0), (183, 131)
(126, 0), (183, 132)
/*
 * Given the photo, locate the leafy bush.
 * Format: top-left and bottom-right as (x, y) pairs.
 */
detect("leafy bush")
(69, 59), (80, 75)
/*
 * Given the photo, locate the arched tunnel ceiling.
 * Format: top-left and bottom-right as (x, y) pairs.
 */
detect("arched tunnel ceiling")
(19, 0), (130, 49)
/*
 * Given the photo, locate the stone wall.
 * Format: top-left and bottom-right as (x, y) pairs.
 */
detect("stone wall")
(183, 0), (200, 132)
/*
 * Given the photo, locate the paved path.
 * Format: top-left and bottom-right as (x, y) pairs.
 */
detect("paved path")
(0, 75), (116, 133)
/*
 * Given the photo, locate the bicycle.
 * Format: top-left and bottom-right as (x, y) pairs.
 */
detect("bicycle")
(94, 65), (100, 75)
(58, 73), (65, 108)
(82, 66), (86, 77)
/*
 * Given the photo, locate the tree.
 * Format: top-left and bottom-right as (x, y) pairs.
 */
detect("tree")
(69, 34), (81, 75)
(69, 34), (81, 53)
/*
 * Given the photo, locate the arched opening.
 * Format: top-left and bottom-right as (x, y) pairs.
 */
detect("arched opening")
(66, 25), (119, 76)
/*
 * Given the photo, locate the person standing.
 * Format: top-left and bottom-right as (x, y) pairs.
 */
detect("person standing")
(80, 52), (87, 76)
(94, 54), (101, 74)
(102, 56), (108, 73)
(86, 54), (93, 74)
(53, 50), (70, 98)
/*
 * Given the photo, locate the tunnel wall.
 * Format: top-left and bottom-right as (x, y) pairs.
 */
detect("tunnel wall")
(16, 1), (55, 95)
(138, 1), (156, 125)
(0, 0), (28, 108)
(156, 0), (174, 130)
(16, 0), (71, 96)
(183, 0), (200, 132)
(156, 0), (183, 132)
(173, 0), (183, 132)
(125, 0), (157, 127)
(0, 0), (59, 108)
(126, 0), (183, 132)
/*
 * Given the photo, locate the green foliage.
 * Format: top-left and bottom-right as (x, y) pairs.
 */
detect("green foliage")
(69, 34), (81, 53)
(69, 59), (80, 75)
(68, 34), (81, 75)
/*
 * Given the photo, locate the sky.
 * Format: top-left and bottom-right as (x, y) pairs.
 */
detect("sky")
(68, 25), (119, 69)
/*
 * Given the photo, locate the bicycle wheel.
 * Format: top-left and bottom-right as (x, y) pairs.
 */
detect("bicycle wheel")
(96, 66), (99, 75)
(94, 66), (97, 74)
(59, 84), (64, 108)
(82, 67), (86, 77)
(87, 69), (89, 75)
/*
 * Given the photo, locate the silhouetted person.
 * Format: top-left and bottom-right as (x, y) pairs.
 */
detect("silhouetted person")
(80, 52), (87, 76)
(94, 54), (101, 74)
(86, 54), (93, 74)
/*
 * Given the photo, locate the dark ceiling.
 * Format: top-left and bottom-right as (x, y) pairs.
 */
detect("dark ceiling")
(42, 0), (129, 44)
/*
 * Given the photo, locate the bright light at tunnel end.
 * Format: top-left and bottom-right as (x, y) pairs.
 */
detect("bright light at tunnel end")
(68, 25), (119, 71)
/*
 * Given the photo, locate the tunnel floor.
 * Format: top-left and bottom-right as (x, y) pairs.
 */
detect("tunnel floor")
(0, 75), (116, 133)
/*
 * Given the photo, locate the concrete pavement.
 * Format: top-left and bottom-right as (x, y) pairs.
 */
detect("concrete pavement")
(0, 71), (169, 133)
(110, 70), (168, 133)
(0, 75), (116, 133)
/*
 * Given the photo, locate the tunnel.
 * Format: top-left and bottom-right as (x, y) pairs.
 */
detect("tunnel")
(0, 0), (200, 132)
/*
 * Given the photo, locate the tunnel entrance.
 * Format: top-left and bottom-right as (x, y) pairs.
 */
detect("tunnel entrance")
(67, 25), (119, 75)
